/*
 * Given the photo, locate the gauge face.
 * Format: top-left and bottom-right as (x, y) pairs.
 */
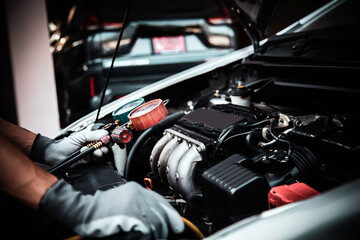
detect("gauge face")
(129, 101), (160, 118)
(128, 99), (168, 131)
(113, 98), (145, 115)
(112, 98), (145, 123)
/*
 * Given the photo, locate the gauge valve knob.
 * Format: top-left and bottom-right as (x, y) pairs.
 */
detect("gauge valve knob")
(111, 126), (133, 144)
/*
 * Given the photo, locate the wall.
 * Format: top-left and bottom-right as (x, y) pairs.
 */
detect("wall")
(4, 0), (60, 137)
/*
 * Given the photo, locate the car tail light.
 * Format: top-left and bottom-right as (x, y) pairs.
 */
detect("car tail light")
(207, 17), (232, 25)
(208, 1), (233, 25)
(208, 35), (231, 47)
(86, 22), (123, 31)
(102, 22), (123, 29)
(89, 76), (96, 97)
(82, 14), (123, 30)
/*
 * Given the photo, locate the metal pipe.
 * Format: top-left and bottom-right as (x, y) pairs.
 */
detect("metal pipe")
(167, 140), (190, 192)
(176, 145), (203, 202)
(149, 132), (172, 177)
(157, 137), (180, 183)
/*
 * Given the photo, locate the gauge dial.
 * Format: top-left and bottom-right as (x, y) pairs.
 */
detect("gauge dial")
(128, 99), (168, 130)
(112, 98), (145, 123)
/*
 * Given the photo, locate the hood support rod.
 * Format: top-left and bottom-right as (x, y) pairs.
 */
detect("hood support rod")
(224, 0), (261, 52)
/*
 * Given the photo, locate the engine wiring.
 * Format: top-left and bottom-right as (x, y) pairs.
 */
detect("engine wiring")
(211, 117), (272, 163)
(263, 118), (295, 157)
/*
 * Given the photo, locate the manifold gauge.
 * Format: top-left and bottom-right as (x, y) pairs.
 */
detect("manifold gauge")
(128, 99), (168, 131)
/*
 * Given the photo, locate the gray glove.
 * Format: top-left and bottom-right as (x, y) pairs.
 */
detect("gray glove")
(31, 129), (111, 166)
(40, 179), (184, 238)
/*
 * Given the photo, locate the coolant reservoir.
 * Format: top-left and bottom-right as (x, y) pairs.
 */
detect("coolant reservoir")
(230, 84), (251, 107)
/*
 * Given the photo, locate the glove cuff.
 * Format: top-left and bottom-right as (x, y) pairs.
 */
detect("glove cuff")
(39, 179), (89, 229)
(30, 134), (53, 164)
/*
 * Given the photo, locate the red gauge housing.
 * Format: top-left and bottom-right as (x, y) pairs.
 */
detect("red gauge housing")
(111, 126), (133, 144)
(128, 99), (168, 131)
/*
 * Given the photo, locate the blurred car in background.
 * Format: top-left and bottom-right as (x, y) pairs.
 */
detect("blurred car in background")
(48, 0), (242, 127)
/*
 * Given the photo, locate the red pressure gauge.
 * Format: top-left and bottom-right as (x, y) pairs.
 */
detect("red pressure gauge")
(128, 99), (168, 131)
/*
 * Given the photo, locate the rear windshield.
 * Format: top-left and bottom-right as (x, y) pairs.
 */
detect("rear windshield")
(80, 0), (225, 22)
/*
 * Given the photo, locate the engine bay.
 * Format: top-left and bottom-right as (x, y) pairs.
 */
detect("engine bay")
(61, 74), (360, 238)
(49, 20), (360, 239)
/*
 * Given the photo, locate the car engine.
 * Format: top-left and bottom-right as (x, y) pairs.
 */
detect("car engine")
(139, 98), (360, 234)
(55, 41), (360, 236)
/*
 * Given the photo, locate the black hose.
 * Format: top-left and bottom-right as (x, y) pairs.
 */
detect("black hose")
(245, 130), (264, 154)
(290, 146), (319, 181)
(211, 118), (270, 162)
(269, 120), (294, 156)
(124, 111), (186, 180)
(48, 147), (95, 175)
(193, 90), (216, 109)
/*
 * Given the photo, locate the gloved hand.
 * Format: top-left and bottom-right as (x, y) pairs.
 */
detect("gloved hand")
(40, 180), (184, 239)
(30, 129), (111, 166)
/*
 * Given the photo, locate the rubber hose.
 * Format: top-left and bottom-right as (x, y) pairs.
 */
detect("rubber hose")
(124, 111), (186, 179)
(245, 130), (264, 154)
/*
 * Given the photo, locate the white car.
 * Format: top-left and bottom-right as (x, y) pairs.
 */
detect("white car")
(19, 0), (360, 239)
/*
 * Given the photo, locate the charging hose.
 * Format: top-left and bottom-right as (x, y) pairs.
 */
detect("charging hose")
(181, 217), (205, 239)
(48, 135), (111, 174)
(124, 111), (185, 180)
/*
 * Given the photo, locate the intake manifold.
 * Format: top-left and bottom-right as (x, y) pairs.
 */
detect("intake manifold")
(150, 128), (206, 202)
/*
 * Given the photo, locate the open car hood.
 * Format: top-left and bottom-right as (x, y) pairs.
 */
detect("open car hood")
(223, 0), (281, 52)
(225, 0), (281, 38)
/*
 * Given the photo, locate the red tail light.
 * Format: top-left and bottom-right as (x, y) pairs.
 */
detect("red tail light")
(208, 17), (232, 25)
(208, 1), (233, 25)
(89, 76), (96, 97)
(81, 14), (123, 30)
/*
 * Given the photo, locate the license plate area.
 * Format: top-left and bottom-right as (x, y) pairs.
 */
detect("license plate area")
(152, 35), (186, 54)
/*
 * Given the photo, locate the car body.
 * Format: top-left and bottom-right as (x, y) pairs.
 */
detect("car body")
(48, 0), (241, 127)
(11, 0), (360, 239)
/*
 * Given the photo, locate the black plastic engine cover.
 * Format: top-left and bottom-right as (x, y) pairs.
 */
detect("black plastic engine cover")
(66, 162), (126, 195)
(176, 107), (246, 138)
(201, 154), (270, 229)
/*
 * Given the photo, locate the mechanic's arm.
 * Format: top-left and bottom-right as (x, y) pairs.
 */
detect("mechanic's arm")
(0, 119), (184, 238)
(0, 118), (37, 156)
(0, 117), (109, 166)
(0, 134), (57, 209)
(0, 133), (184, 238)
